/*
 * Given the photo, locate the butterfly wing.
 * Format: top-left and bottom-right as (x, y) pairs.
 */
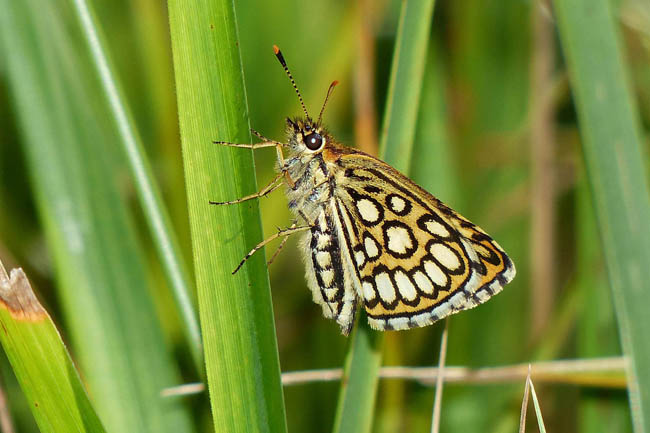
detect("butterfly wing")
(331, 150), (516, 331)
(299, 206), (359, 336)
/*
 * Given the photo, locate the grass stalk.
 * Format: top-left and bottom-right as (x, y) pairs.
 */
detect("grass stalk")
(430, 319), (449, 433)
(554, 0), (650, 430)
(167, 1), (287, 432)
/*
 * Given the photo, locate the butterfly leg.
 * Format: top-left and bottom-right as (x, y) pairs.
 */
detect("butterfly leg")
(214, 128), (284, 149)
(250, 128), (282, 146)
(266, 221), (297, 267)
(209, 172), (283, 205)
(264, 209), (315, 267)
(215, 129), (294, 188)
(213, 140), (278, 149)
(233, 224), (311, 274)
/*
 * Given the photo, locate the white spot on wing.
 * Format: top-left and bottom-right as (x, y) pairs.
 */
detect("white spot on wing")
(449, 292), (467, 308)
(375, 272), (396, 303)
(355, 250), (366, 267)
(339, 302), (353, 318)
(356, 199), (380, 223)
(424, 260), (448, 287)
(430, 243), (461, 271)
(316, 251), (331, 268)
(321, 269), (335, 287)
(411, 312), (433, 327)
(368, 317), (385, 330)
(413, 271), (434, 294)
(476, 290), (490, 302)
(316, 233), (330, 249)
(425, 220), (450, 238)
(387, 317), (410, 330)
(432, 302), (452, 318)
(364, 236), (380, 259)
(389, 196), (406, 213)
(386, 225), (413, 255)
(362, 280), (376, 300)
(394, 271), (417, 301)
(324, 287), (337, 300)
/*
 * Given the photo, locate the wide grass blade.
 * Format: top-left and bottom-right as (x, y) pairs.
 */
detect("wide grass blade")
(0, 1), (195, 431)
(167, 1), (287, 432)
(576, 173), (630, 431)
(0, 261), (105, 433)
(333, 1), (436, 432)
(68, 0), (203, 373)
(554, 0), (650, 430)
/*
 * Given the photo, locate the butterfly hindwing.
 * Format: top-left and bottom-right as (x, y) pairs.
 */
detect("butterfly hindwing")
(333, 150), (516, 331)
(300, 206), (358, 335)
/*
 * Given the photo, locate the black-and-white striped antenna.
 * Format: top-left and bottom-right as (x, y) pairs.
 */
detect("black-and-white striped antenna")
(273, 45), (310, 119)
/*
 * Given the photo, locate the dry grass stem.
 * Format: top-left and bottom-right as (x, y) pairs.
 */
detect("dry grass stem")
(530, 0), (556, 340)
(161, 356), (626, 397)
(519, 365), (532, 433)
(354, 0), (381, 156)
(0, 379), (15, 433)
(430, 319), (449, 433)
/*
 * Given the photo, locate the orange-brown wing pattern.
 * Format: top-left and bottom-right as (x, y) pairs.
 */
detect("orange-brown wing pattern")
(332, 151), (515, 331)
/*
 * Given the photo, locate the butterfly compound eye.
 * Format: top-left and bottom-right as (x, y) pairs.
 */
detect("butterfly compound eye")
(305, 132), (323, 150)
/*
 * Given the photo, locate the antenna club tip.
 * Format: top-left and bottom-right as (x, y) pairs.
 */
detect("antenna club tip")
(273, 45), (280, 54)
(332, 80), (339, 86)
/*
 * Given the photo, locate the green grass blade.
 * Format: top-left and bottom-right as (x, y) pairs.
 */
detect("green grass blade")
(0, 1), (195, 432)
(528, 379), (547, 433)
(411, 43), (458, 202)
(379, 0), (437, 173)
(554, 0), (650, 430)
(167, 1), (287, 432)
(67, 0), (202, 373)
(0, 261), (105, 433)
(333, 1), (436, 432)
(333, 316), (383, 433)
(576, 167), (630, 430)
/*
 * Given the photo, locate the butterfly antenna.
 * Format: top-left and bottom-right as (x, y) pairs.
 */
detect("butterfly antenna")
(273, 45), (310, 119)
(317, 80), (339, 125)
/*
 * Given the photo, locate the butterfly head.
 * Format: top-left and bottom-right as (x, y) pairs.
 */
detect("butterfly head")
(285, 117), (331, 153)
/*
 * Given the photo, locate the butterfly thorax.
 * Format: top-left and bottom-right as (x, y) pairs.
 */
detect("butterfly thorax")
(278, 117), (363, 334)
(282, 117), (345, 224)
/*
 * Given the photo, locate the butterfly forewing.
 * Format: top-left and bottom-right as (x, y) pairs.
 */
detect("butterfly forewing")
(332, 150), (516, 331)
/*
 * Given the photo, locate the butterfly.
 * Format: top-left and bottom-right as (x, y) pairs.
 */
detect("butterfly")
(212, 46), (516, 336)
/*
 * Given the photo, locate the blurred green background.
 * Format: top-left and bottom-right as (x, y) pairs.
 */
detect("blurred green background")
(1, 0), (649, 431)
